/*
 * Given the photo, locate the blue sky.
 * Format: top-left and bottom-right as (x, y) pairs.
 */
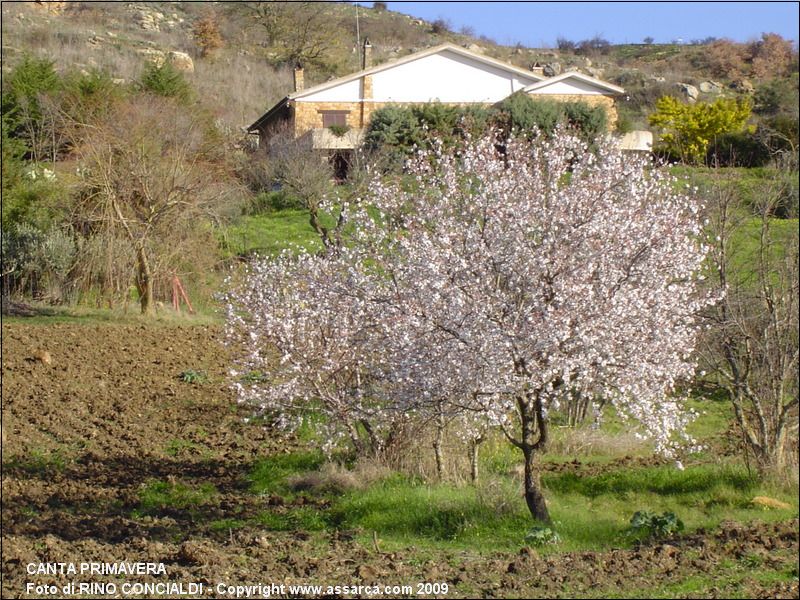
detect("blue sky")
(363, 2), (799, 47)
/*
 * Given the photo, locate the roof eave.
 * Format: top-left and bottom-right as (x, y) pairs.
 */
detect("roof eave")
(522, 72), (625, 95)
(247, 96), (291, 132)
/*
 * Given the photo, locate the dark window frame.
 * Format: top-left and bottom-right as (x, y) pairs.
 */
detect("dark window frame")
(320, 110), (349, 127)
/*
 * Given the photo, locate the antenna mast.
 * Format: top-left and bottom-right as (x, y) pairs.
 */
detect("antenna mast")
(355, 4), (361, 66)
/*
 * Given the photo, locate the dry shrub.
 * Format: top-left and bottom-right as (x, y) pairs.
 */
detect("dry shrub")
(547, 427), (650, 458)
(702, 39), (748, 80)
(474, 476), (519, 517)
(383, 420), (477, 484)
(287, 458), (391, 495)
(749, 33), (795, 80)
(287, 463), (359, 495)
(70, 232), (137, 308)
(194, 15), (224, 58)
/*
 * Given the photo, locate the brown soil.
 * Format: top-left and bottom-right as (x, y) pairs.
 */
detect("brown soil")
(2, 322), (798, 599)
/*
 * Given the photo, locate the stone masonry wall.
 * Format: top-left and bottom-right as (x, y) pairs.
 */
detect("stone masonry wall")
(293, 101), (410, 136)
(292, 94), (618, 137)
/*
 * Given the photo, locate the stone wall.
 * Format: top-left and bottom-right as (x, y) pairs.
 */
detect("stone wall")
(294, 102), (364, 136)
(292, 94), (618, 137)
(293, 100), (397, 136)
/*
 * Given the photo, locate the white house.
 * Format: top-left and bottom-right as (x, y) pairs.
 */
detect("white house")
(248, 41), (627, 153)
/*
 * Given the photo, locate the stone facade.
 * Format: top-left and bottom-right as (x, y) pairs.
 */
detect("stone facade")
(294, 102), (365, 136)
(289, 77), (618, 145)
(293, 95), (617, 140)
(294, 99), (411, 138)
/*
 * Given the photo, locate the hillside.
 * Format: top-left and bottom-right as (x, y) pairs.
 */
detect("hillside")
(3, 1), (796, 134)
(2, 1), (797, 311)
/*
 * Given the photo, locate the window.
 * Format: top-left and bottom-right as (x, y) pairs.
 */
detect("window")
(320, 110), (349, 128)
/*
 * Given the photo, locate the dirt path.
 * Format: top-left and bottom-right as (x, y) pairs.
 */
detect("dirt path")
(2, 322), (798, 598)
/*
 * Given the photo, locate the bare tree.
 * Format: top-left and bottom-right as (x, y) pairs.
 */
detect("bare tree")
(262, 127), (346, 252)
(73, 96), (240, 315)
(231, 2), (339, 64)
(700, 170), (799, 475)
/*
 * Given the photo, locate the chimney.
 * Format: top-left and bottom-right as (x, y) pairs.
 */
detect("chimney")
(293, 64), (304, 92)
(362, 38), (372, 70)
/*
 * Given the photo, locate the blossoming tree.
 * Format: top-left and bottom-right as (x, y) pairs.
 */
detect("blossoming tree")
(225, 250), (394, 455)
(227, 130), (714, 523)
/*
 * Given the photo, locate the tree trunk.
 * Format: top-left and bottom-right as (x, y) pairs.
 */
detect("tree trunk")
(772, 426), (788, 473)
(522, 445), (551, 523)
(469, 438), (480, 484)
(136, 246), (154, 316)
(433, 413), (445, 481)
(359, 418), (382, 457)
(757, 424), (788, 476)
(346, 421), (364, 455)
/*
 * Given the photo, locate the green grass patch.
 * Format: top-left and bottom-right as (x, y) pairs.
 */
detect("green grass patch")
(727, 216), (798, 284)
(3, 448), (68, 474)
(670, 165), (799, 218)
(611, 43), (685, 62)
(685, 393), (732, 441)
(543, 464), (755, 498)
(578, 547), (799, 599)
(256, 507), (329, 532)
(248, 450), (325, 495)
(163, 438), (213, 459)
(2, 303), (220, 325)
(543, 464), (796, 552)
(220, 210), (328, 258)
(327, 474), (531, 549)
(135, 480), (218, 516)
(245, 449), (798, 554)
(208, 518), (247, 532)
(178, 369), (208, 384)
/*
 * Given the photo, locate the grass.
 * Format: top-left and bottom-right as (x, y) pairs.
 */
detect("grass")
(726, 216), (798, 285)
(670, 165), (799, 217)
(685, 392), (732, 440)
(2, 302), (221, 326)
(248, 450), (325, 496)
(580, 551), (799, 599)
(178, 369), (208, 384)
(135, 480), (218, 517)
(238, 381), (797, 554)
(209, 518), (248, 532)
(219, 209), (327, 258)
(163, 438), (213, 459)
(611, 43), (686, 62)
(242, 442), (798, 554)
(3, 448), (68, 475)
(256, 507), (330, 532)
